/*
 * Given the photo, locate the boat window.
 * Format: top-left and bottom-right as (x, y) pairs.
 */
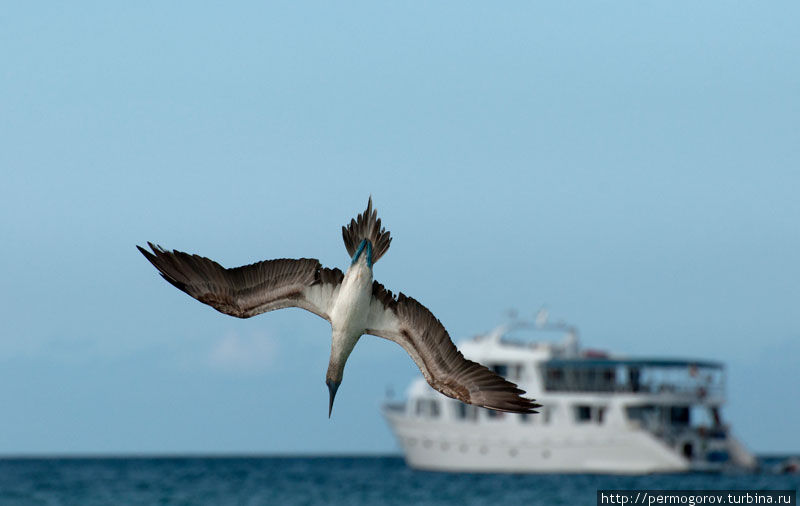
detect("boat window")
(544, 366), (617, 392)
(547, 368), (564, 382)
(575, 405), (592, 423)
(625, 404), (656, 424)
(487, 409), (505, 420)
(491, 363), (508, 378)
(494, 363), (524, 381)
(670, 406), (690, 426)
(629, 367), (641, 392)
(415, 399), (440, 418)
(573, 404), (605, 424)
(691, 405), (713, 427)
(455, 402), (478, 421)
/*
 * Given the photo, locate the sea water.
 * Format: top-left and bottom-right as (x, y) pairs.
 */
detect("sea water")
(0, 456), (797, 506)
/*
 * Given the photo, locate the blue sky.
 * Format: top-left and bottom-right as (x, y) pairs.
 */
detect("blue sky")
(1, 2), (798, 454)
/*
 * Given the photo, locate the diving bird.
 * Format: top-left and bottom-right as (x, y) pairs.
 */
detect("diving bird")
(137, 198), (540, 417)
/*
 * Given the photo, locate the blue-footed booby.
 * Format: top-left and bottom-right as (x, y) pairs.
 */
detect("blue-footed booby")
(138, 198), (540, 417)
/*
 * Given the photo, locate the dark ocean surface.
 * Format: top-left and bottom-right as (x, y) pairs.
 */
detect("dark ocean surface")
(0, 456), (797, 506)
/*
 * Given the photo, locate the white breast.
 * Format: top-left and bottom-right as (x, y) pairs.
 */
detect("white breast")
(329, 262), (373, 336)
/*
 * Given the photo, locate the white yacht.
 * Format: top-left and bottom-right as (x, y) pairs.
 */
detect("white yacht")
(382, 313), (756, 474)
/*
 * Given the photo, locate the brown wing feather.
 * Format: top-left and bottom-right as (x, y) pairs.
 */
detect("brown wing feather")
(137, 242), (343, 320)
(367, 282), (540, 414)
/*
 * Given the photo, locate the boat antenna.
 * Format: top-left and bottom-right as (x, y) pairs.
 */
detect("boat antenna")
(535, 306), (549, 328)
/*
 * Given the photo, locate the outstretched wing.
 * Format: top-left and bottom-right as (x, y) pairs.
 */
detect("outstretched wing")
(365, 282), (540, 414)
(137, 242), (344, 320)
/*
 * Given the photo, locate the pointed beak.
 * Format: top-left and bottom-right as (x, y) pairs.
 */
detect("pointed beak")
(327, 380), (341, 418)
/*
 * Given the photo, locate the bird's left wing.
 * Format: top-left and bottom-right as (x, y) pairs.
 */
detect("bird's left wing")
(137, 242), (343, 320)
(365, 282), (540, 414)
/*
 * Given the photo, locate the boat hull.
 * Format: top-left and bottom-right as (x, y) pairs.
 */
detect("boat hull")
(383, 409), (690, 474)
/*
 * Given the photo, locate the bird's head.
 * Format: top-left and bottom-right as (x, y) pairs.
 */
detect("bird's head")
(326, 334), (360, 418)
(326, 377), (341, 418)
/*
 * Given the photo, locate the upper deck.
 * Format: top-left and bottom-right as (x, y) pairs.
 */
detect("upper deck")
(454, 318), (725, 404)
(542, 357), (724, 400)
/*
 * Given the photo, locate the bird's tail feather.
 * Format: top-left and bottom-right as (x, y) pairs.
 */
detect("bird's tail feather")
(342, 197), (392, 264)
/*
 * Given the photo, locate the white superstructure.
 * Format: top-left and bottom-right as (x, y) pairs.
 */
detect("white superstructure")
(382, 315), (756, 474)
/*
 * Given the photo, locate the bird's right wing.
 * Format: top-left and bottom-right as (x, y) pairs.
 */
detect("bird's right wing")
(365, 282), (540, 414)
(137, 242), (343, 320)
